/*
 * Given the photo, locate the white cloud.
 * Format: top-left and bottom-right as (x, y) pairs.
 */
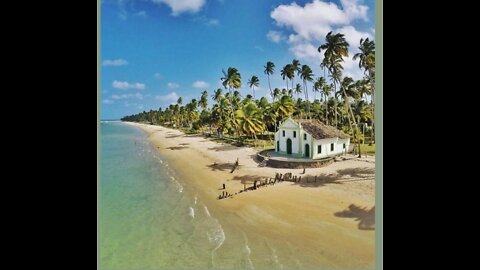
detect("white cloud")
(271, 0), (368, 42)
(270, 0), (372, 80)
(124, 102), (144, 109)
(336, 25), (372, 51)
(151, 0), (205, 16)
(206, 19), (219, 26)
(271, 1), (346, 41)
(134, 10), (147, 17)
(289, 43), (321, 61)
(154, 73), (162, 79)
(102, 59), (128, 66)
(110, 93), (143, 100)
(167, 82), (180, 89)
(156, 92), (180, 102)
(102, 99), (114, 104)
(341, 0), (369, 21)
(267, 30), (284, 43)
(112, 80), (145, 90)
(192, 81), (209, 88)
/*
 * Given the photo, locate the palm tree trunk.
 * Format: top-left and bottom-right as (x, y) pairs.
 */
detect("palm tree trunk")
(268, 75), (273, 100)
(305, 81), (311, 119)
(370, 84), (375, 145)
(228, 87), (239, 140)
(303, 81), (308, 119)
(252, 86), (255, 99)
(334, 81), (338, 127)
(325, 93), (328, 125)
(343, 90), (361, 158)
(343, 100), (356, 154)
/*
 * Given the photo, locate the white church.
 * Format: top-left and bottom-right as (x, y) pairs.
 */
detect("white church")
(274, 118), (350, 159)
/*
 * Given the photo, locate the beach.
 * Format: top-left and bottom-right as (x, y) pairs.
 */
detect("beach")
(123, 122), (375, 269)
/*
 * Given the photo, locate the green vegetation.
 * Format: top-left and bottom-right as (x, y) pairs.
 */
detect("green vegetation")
(121, 32), (375, 157)
(360, 144), (375, 155)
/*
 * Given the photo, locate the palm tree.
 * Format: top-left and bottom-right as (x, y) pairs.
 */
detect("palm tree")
(354, 38), (375, 144)
(352, 100), (372, 136)
(235, 102), (264, 145)
(221, 67), (242, 137)
(319, 32), (362, 156)
(295, 83), (302, 98)
(243, 94), (253, 104)
(291, 59), (301, 91)
(273, 88), (281, 102)
(213, 88), (223, 104)
(318, 31), (349, 127)
(353, 38), (375, 76)
(354, 79), (369, 101)
(274, 95), (295, 121)
(328, 65), (342, 127)
(212, 97), (230, 135)
(271, 95), (294, 135)
(280, 65), (289, 91)
(199, 90), (208, 110)
(260, 103), (277, 141)
(337, 77), (358, 101)
(281, 64), (294, 91)
(221, 67), (242, 91)
(232, 90), (242, 109)
(300, 64), (314, 119)
(313, 77), (324, 101)
(257, 96), (269, 109)
(322, 83), (333, 125)
(264, 61), (275, 99)
(248, 75), (259, 99)
(337, 77), (359, 135)
(177, 97), (183, 105)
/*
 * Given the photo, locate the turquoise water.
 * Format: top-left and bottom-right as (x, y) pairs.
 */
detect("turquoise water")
(100, 122), (226, 269)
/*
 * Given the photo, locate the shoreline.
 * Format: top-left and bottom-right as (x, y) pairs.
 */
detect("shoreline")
(124, 121), (375, 269)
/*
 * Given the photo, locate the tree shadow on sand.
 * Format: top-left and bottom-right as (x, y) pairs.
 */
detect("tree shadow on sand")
(292, 167), (374, 188)
(166, 146), (188, 150)
(250, 154), (261, 164)
(208, 145), (241, 152)
(334, 204), (375, 230)
(292, 173), (341, 187)
(184, 134), (204, 138)
(207, 162), (242, 172)
(165, 135), (183, 138)
(336, 167), (375, 178)
(231, 175), (266, 184)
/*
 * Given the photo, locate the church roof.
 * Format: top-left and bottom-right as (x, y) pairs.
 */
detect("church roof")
(296, 119), (350, 140)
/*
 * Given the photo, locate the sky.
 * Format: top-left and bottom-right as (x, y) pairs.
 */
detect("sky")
(100, 0), (375, 120)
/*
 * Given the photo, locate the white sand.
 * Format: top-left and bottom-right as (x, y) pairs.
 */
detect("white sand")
(127, 122), (376, 269)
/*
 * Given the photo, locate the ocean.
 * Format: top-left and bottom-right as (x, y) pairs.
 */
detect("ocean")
(100, 122), (228, 269)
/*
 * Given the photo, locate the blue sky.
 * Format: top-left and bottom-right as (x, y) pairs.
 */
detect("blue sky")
(100, 0), (375, 119)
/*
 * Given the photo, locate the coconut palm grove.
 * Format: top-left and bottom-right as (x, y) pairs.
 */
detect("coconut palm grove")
(122, 32), (375, 155)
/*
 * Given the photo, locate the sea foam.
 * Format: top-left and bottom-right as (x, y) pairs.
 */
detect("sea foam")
(204, 206), (211, 217)
(188, 207), (195, 219)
